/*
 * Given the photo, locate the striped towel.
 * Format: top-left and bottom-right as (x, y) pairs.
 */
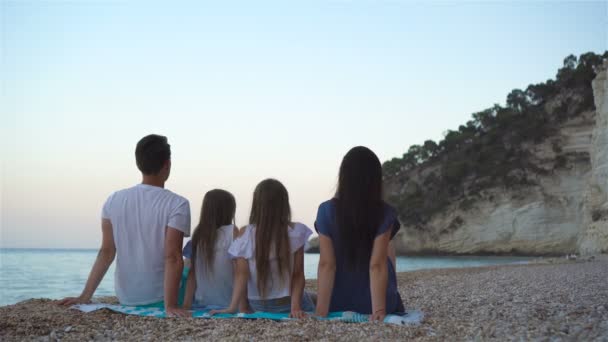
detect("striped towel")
(73, 304), (424, 326)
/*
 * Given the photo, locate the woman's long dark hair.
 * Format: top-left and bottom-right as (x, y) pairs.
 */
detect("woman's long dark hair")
(335, 146), (384, 271)
(191, 189), (236, 274)
(250, 179), (291, 299)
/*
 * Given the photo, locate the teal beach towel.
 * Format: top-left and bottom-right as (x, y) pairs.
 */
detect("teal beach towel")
(73, 304), (424, 326)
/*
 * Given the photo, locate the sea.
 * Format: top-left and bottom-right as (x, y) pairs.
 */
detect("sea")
(0, 248), (532, 306)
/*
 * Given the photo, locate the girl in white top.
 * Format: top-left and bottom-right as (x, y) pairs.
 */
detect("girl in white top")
(212, 179), (314, 318)
(183, 189), (243, 310)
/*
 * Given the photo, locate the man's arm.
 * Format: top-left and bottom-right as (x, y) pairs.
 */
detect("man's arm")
(164, 227), (189, 317)
(58, 219), (116, 305)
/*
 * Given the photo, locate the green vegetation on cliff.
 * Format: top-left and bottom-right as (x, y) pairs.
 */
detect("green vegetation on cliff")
(384, 52), (608, 228)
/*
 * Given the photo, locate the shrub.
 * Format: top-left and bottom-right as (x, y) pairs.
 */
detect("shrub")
(384, 52), (607, 226)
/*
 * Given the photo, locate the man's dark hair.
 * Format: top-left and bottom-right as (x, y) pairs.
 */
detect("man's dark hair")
(135, 134), (171, 175)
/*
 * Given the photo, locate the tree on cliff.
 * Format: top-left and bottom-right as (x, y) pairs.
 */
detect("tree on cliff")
(383, 51), (608, 227)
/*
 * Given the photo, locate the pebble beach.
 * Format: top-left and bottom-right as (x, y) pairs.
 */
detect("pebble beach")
(1, 256), (607, 341)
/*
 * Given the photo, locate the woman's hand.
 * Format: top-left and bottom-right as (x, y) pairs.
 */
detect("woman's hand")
(289, 308), (307, 319)
(370, 308), (386, 323)
(56, 295), (91, 306)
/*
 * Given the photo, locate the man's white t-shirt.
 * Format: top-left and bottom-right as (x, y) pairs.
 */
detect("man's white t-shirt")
(101, 184), (191, 306)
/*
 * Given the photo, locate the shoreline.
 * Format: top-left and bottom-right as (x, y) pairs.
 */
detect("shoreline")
(0, 255), (548, 307)
(3, 247), (567, 258)
(0, 252), (543, 307)
(305, 250), (581, 258)
(2, 256), (607, 340)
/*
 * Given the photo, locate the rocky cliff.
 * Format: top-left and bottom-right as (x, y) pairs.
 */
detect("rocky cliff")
(386, 54), (608, 256)
(578, 60), (608, 254)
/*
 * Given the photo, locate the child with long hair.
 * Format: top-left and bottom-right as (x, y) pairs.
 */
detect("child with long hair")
(182, 189), (240, 309)
(212, 179), (314, 318)
(315, 146), (404, 321)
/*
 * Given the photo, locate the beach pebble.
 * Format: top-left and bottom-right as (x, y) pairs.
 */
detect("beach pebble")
(2, 256), (608, 341)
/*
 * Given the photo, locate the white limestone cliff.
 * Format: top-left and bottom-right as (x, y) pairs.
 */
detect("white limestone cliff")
(393, 62), (608, 256)
(578, 60), (608, 254)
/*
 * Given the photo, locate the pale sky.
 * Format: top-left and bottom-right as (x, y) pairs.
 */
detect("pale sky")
(1, 1), (606, 248)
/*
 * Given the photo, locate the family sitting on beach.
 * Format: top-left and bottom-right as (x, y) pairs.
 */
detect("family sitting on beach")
(58, 134), (404, 321)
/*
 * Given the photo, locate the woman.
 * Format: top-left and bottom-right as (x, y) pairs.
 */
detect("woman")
(315, 146), (404, 321)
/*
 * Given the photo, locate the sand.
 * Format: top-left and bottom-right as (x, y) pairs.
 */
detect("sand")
(1, 256), (607, 341)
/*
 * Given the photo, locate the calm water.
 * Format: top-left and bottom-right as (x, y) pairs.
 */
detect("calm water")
(0, 248), (532, 306)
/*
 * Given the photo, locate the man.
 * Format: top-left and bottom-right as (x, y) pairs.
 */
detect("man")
(59, 134), (191, 317)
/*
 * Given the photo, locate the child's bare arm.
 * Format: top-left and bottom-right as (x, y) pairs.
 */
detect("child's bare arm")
(290, 247), (306, 318)
(211, 258), (249, 314)
(182, 267), (195, 309)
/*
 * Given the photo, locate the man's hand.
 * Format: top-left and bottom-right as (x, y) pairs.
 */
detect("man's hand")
(56, 295), (91, 306)
(58, 219), (115, 308)
(165, 307), (191, 318)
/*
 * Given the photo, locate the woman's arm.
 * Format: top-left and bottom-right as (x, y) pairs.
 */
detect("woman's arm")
(57, 219), (116, 306)
(369, 230), (391, 322)
(388, 241), (397, 268)
(211, 258), (249, 314)
(315, 235), (336, 317)
(182, 267), (196, 309)
(289, 247), (306, 318)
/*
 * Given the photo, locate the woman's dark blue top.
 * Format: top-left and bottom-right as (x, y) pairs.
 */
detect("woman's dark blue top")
(315, 199), (405, 314)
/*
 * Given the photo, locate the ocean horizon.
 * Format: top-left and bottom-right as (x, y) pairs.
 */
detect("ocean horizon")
(0, 248), (533, 306)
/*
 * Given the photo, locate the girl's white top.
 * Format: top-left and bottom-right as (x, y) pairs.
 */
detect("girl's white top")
(228, 222), (313, 300)
(194, 224), (236, 308)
